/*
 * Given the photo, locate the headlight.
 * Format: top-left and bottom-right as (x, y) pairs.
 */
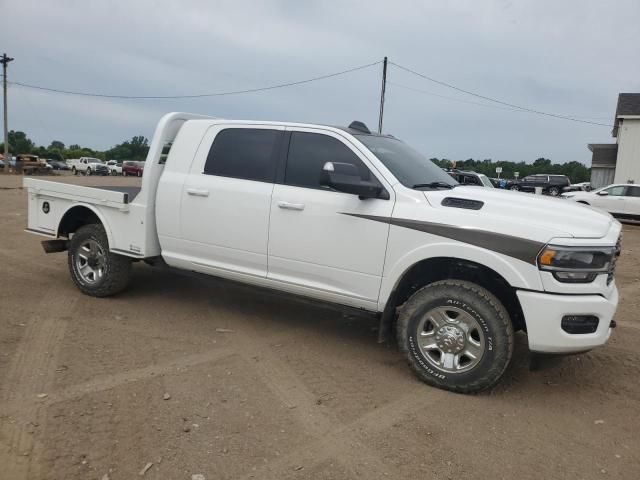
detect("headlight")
(537, 245), (616, 283)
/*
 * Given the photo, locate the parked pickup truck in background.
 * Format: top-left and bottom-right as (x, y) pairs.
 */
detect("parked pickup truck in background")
(67, 157), (110, 176)
(23, 113), (621, 393)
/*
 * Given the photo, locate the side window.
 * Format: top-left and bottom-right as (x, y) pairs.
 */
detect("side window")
(606, 186), (626, 196)
(204, 128), (281, 182)
(285, 132), (374, 189)
(625, 186), (640, 197)
(159, 142), (172, 165)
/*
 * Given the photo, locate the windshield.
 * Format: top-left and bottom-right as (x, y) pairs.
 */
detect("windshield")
(355, 135), (457, 188)
(478, 174), (494, 188)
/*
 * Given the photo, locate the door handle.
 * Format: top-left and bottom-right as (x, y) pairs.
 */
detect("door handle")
(277, 201), (305, 211)
(186, 188), (210, 197)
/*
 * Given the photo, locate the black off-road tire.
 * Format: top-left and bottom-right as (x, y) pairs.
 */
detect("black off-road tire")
(68, 224), (132, 297)
(397, 280), (514, 394)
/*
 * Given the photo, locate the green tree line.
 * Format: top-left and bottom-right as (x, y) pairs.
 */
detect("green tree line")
(431, 157), (590, 183)
(0, 131), (149, 162)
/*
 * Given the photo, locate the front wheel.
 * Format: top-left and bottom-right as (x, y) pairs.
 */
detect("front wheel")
(86, 167), (92, 176)
(397, 280), (514, 393)
(68, 224), (132, 297)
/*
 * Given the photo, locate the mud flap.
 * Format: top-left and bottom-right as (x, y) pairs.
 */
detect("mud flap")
(41, 239), (69, 253)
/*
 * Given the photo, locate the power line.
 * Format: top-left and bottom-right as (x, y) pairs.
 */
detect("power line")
(390, 81), (612, 120)
(9, 60), (381, 99)
(389, 61), (613, 127)
(389, 81), (525, 112)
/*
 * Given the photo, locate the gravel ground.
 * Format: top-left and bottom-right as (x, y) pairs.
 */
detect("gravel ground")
(1, 173), (639, 479)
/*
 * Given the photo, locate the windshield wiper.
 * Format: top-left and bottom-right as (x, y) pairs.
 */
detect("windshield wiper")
(411, 182), (457, 190)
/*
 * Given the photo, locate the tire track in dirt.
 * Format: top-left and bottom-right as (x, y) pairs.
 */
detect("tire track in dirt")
(209, 300), (443, 479)
(1, 349), (239, 418)
(0, 287), (79, 480)
(238, 388), (445, 480)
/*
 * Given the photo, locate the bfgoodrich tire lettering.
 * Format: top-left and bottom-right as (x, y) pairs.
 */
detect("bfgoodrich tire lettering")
(68, 224), (132, 297)
(397, 280), (514, 393)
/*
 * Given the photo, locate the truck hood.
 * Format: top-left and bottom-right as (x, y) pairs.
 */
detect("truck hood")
(424, 186), (615, 240)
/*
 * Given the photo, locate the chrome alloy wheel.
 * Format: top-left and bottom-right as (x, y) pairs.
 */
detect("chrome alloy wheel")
(416, 306), (485, 373)
(75, 239), (106, 284)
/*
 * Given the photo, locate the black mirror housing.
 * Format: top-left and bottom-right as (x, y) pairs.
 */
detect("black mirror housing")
(321, 162), (388, 199)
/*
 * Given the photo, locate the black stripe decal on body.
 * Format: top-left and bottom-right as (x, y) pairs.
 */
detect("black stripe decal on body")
(342, 213), (545, 265)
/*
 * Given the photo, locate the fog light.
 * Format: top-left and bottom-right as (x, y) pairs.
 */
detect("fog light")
(561, 315), (599, 334)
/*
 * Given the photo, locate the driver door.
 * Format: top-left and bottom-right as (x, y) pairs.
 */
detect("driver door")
(267, 128), (394, 309)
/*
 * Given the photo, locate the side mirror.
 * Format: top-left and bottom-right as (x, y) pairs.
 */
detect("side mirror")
(321, 162), (387, 199)
(596, 191), (609, 196)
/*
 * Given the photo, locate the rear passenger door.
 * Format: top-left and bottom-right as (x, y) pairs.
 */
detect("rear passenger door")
(267, 128), (394, 309)
(624, 186), (640, 218)
(179, 125), (284, 278)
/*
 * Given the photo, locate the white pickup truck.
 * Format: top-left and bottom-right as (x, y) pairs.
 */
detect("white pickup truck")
(67, 157), (110, 176)
(24, 113), (621, 393)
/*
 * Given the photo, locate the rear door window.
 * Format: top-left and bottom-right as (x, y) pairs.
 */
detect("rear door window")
(204, 128), (282, 182)
(625, 186), (640, 197)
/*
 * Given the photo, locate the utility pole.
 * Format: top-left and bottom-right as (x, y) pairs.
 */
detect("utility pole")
(377, 56), (387, 134)
(1, 53), (14, 174)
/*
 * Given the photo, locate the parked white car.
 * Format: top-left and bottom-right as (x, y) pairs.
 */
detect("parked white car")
(106, 160), (123, 176)
(23, 113), (621, 393)
(67, 157), (110, 176)
(562, 183), (640, 221)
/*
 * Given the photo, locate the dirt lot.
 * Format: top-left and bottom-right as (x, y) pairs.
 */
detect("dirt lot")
(1, 173), (639, 480)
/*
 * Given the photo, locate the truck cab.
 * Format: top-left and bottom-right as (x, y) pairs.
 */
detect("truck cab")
(23, 113), (621, 393)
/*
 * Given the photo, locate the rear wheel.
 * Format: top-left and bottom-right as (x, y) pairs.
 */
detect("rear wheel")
(397, 280), (514, 393)
(68, 224), (132, 297)
(510, 185), (519, 191)
(548, 186), (560, 196)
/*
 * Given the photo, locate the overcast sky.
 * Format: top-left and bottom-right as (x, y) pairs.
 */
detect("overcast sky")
(2, 0), (639, 164)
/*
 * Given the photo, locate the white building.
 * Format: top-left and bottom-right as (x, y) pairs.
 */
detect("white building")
(589, 93), (640, 188)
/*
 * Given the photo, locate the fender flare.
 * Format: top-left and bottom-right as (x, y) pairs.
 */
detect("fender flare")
(57, 202), (115, 248)
(375, 241), (542, 343)
(379, 241), (541, 309)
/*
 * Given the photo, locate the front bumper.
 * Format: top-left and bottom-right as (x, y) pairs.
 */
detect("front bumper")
(517, 286), (618, 353)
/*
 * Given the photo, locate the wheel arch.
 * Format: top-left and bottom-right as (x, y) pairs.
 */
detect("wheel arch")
(58, 203), (114, 247)
(377, 256), (527, 343)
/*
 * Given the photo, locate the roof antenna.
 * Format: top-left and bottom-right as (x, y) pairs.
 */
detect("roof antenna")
(349, 121), (371, 134)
